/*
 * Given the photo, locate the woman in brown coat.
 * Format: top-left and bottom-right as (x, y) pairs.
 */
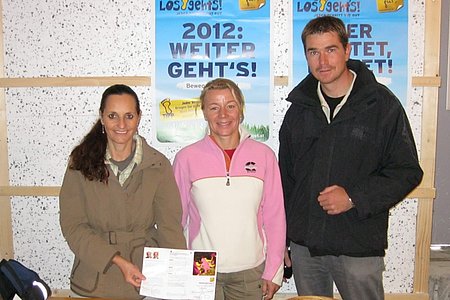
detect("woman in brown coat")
(59, 84), (186, 299)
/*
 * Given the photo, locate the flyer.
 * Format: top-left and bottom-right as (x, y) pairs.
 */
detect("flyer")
(140, 247), (218, 300)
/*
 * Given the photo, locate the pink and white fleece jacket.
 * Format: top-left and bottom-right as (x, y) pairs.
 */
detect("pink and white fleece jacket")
(173, 131), (286, 285)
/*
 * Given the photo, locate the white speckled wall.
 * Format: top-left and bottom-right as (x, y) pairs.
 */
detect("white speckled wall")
(3, 0), (425, 295)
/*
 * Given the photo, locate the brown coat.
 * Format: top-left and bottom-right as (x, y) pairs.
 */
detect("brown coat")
(59, 139), (186, 299)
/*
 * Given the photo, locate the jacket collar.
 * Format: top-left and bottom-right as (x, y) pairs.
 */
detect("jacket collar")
(317, 70), (357, 123)
(205, 125), (251, 145)
(287, 59), (378, 108)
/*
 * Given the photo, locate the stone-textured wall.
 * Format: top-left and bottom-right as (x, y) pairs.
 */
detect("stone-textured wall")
(3, 0), (425, 294)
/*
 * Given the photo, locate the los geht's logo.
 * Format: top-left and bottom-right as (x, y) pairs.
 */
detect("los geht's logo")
(159, 0), (222, 12)
(296, 0), (404, 13)
(296, 0), (361, 13)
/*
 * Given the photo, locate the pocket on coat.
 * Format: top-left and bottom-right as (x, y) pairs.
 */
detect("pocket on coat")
(70, 258), (99, 293)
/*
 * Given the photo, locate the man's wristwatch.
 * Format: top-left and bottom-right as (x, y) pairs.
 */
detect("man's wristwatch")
(349, 197), (356, 208)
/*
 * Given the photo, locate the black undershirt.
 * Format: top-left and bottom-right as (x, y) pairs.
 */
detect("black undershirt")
(322, 90), (344, 121)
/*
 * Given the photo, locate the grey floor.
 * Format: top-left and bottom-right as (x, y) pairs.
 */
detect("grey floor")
(429, 246), (450, 299)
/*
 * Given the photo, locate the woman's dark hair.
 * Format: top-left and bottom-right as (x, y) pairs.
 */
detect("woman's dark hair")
(301, 16), (349, 52)
(68, 84), (141, 183)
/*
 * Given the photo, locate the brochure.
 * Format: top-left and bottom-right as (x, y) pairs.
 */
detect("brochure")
(140, 247), (218, 300)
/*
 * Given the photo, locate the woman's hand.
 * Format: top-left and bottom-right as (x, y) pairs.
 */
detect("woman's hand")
(262, 279), (280, 300)
(112, 254), (146, 288)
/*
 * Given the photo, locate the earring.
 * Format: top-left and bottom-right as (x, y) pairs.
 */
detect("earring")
(102, 125), (105, 134)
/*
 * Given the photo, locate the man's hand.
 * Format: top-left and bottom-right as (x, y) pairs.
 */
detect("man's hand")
(262, 279), (280, 300)
(318, 185), (354, 215)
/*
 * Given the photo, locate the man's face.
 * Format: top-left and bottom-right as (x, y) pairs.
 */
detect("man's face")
(304, 31), (351, 86)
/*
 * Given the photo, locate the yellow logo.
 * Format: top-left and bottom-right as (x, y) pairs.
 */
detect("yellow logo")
(159, 98), (202, 121)
(376, 0), (404, 12)
(239, 0), (266, 10)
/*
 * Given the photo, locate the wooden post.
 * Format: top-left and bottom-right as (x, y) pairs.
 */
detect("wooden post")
(413, 0), (442, 294)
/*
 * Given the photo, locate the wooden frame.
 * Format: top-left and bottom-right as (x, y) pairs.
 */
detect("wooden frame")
(447, 21), (450, 111)
(0, 76), (151, 88)
(0, 1), (442, 299)
(412, 0), (442, 296)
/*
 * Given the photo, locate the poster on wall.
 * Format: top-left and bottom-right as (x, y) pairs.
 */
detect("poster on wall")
(154, 0), (271, 145)
(292, 0), (408, 106)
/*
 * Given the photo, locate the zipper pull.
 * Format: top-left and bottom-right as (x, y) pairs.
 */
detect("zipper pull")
(226, 172), (230, 186)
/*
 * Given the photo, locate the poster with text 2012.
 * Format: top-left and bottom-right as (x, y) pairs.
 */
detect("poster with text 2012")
(154, 0), (271, 144)
(292, 0), (408, 105)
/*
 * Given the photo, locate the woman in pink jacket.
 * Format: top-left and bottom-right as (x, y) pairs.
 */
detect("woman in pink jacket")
(173, 78), (286, 300)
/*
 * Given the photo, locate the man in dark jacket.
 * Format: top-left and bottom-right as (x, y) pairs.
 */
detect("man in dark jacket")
(279, 16), (423, 300)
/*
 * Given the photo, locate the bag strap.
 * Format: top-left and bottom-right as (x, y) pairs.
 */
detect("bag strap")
(0, 261), (16, 300)
(0, 259), (29, 296)
(25, 279), (51, 300)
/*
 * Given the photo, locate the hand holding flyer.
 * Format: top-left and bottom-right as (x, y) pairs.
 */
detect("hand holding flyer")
(139, 247), (218, 300)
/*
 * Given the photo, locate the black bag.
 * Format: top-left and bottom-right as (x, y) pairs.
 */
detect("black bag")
(0, 259), (51, 300)
(283, 249), (293, 279)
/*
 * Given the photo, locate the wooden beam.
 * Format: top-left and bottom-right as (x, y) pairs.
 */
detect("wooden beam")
(407, 187), (436, 201)
(384, 294), (429, 300)
(0, 186), (60, 197)
(0, 185), (435, 199)
(411, 76), (441, 87)
(50, 291), (430, 300)
(0, 76), (151, 88)
(409, 186), (436, 199)
(413, 0), (441, 294)
(274, 76), (289, 86)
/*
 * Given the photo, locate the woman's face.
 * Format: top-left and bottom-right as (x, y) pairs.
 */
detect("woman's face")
(101, 94), (141, 148)
(202, 88), (241, 147)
